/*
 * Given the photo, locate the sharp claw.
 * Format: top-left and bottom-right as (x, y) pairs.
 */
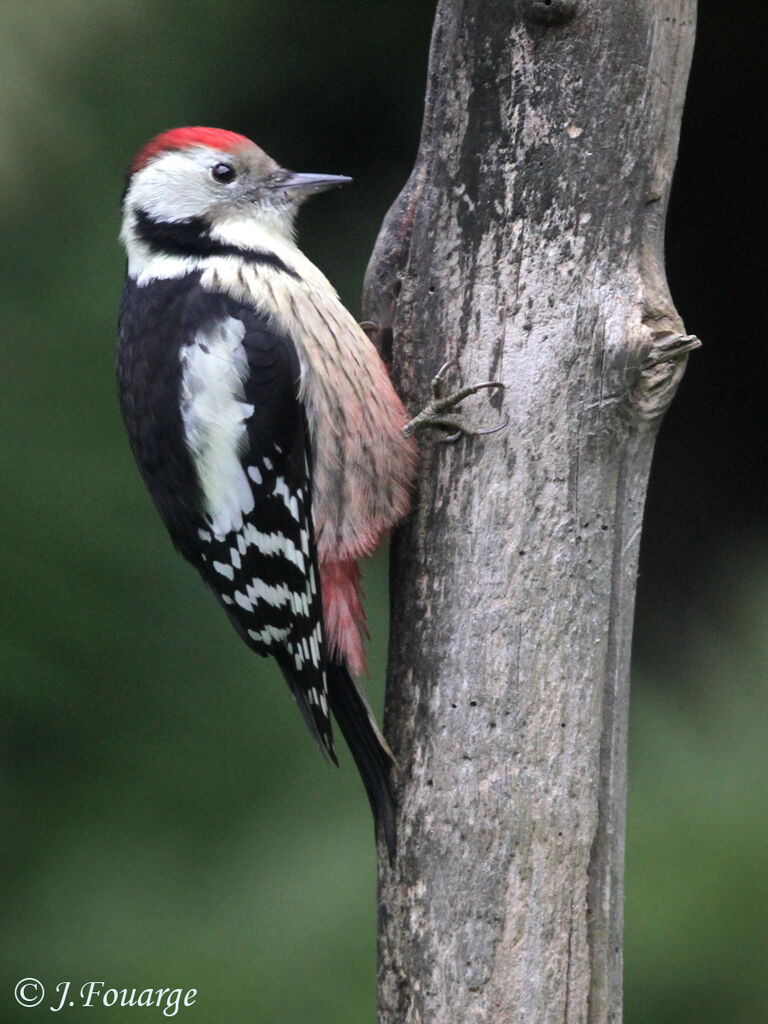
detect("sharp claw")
(431, 359), (458, 399)
(474, 412), (510, 436)
(438, 430), (463, 444)
(436, 412), (510, 443)
(434, 359), (458, 381)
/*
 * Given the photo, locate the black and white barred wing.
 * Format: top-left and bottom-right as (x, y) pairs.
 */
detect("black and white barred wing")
(180, 297), (335, 760)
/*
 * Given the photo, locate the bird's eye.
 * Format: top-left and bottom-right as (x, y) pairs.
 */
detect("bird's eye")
(211, 162), (236, 184)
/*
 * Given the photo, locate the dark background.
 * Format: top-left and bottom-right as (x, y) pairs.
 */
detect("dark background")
(1, 2), (765, 1022)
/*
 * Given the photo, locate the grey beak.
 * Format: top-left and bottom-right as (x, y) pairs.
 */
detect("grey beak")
(276, 171), (353, 196)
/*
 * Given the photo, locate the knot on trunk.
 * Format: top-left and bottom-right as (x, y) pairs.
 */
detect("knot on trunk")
(633, 328), (702, 423)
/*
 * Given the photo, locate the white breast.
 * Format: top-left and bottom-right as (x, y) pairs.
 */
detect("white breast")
(180, 316), (255, 537)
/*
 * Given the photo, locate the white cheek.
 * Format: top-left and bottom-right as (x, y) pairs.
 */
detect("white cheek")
(126, 151), (218, 222)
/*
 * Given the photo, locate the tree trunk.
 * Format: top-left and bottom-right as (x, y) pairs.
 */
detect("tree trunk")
(362, 2), (698, 1022)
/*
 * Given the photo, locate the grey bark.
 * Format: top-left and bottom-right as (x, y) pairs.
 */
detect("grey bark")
(362, 2), (698, 1023)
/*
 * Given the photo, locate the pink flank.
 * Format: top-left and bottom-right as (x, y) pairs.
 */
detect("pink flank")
(130, 127), (250, 174)
(320, 558), (371, 677)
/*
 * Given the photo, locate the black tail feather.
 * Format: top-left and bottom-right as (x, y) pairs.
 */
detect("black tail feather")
(274, 651), (339, 765)
(326, 663), (397, 862)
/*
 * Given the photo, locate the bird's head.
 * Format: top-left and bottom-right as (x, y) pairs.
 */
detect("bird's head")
(120, 127), (351, 267)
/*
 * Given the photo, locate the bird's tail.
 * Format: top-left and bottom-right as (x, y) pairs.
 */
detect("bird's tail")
(326, 662), (397, 862)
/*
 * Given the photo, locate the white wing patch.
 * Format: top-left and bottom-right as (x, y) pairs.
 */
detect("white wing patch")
(180, 316), (255, 537)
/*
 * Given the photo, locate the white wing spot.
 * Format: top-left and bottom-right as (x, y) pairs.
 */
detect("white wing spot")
(244, 578), (294, 608)
(248, 625), (290, 645)
(273, 477), (301, 521)
(212, 560), (234, 580)
(230, 547), (242, 570)
(242, 525), (304, 570)
(309, 632), (320, 666)
(263, 456), (273, 470)
(248, 465), (262, 485)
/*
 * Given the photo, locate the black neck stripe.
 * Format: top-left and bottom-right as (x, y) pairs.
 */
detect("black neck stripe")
(134, 208), (299, 279)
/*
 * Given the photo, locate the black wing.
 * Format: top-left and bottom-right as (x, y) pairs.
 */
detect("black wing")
(118, 274), (335, 760)
(191, 294), (336, 761)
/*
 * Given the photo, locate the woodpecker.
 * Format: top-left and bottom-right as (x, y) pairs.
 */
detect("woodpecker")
(117, 127), (504, 858)
(117, 126), (421, 856)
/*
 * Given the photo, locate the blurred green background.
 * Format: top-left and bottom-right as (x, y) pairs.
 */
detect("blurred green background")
(1, 2), (765, 1022)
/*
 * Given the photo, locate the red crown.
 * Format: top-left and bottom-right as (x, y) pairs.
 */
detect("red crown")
(130, 127), (250, 174)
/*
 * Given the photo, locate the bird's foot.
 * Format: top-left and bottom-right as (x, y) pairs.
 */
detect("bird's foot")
(403, 360), (507, 443)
